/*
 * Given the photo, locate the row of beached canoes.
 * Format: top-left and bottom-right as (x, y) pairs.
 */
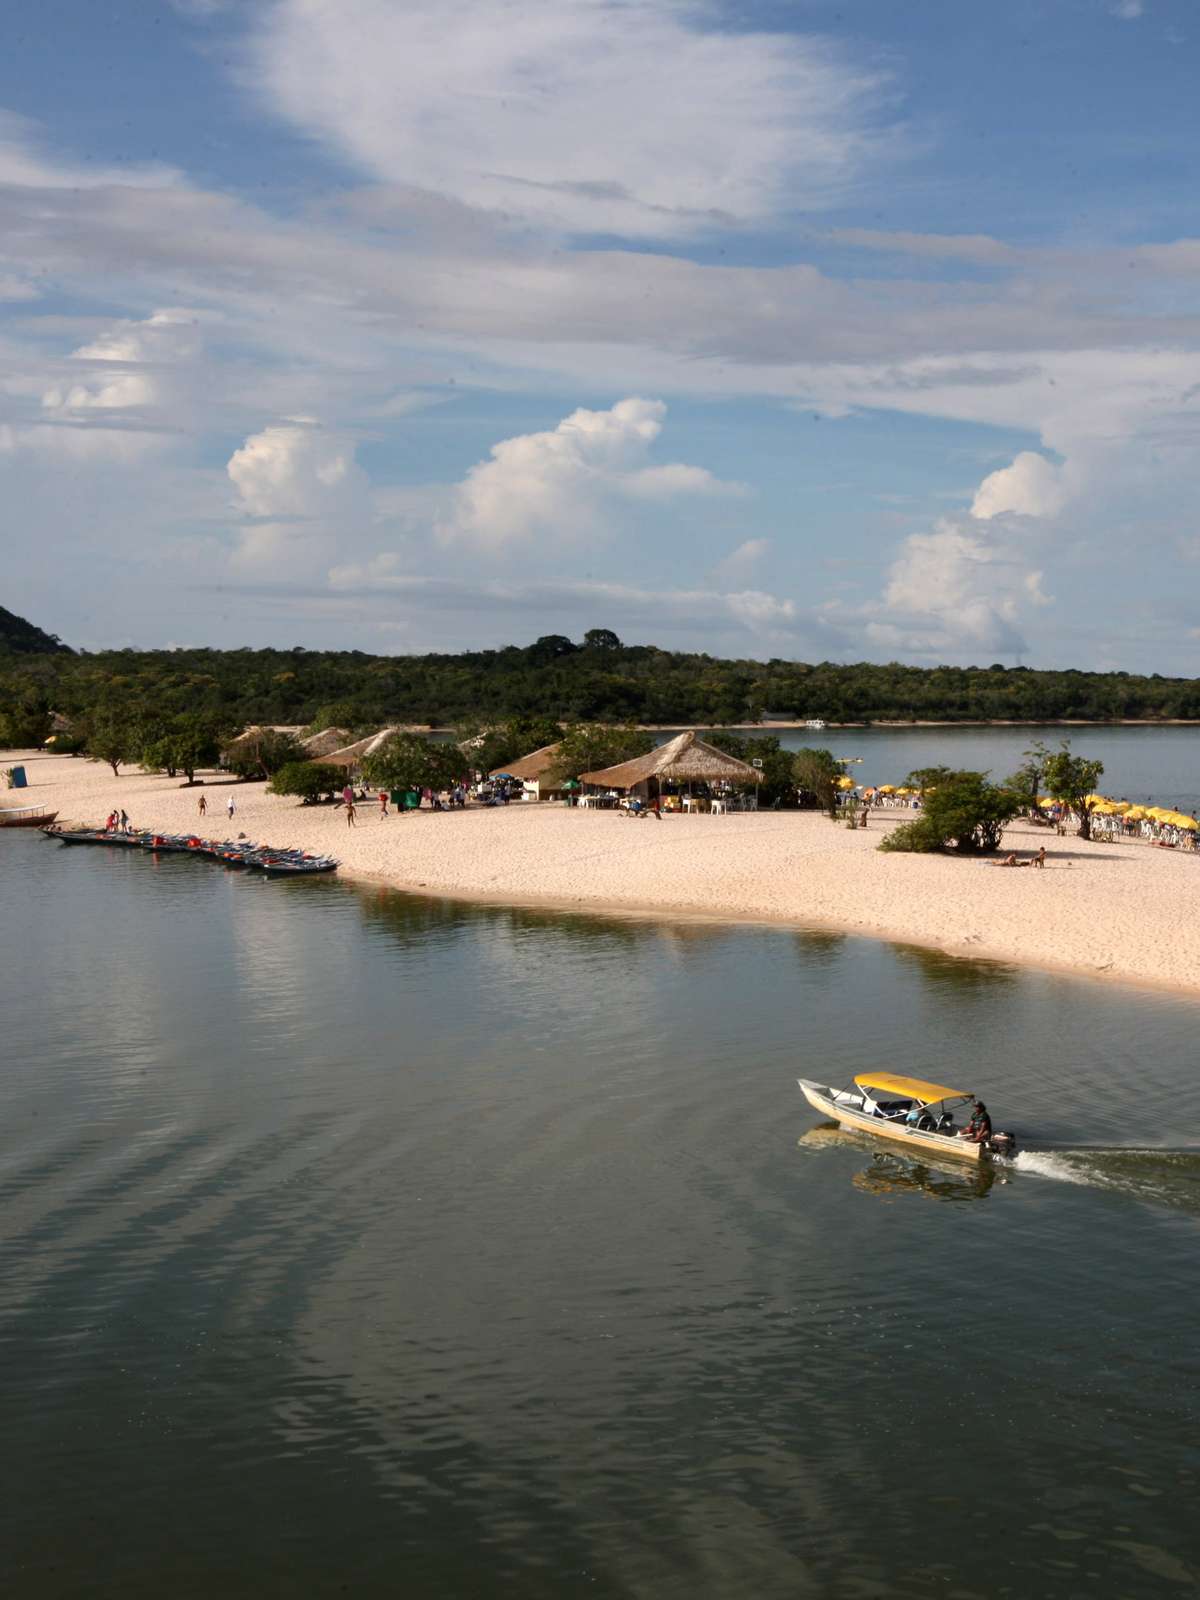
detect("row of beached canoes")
(41, 825), (338, 876)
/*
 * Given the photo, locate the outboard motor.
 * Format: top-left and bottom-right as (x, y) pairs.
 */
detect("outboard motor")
(987, 1130), (1017, 1158)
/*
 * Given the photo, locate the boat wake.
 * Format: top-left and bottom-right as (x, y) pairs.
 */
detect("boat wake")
(1013, 1146), (1200, 1213)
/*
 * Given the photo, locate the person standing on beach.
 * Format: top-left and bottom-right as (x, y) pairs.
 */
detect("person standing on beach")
(346, 798), (356, 827)
(379, 791), (389, 819)
(119, 809), (130, 833)
(227, 796), (236, 822)
(342, 784), (354, 810)
(198, 794), (207, 817)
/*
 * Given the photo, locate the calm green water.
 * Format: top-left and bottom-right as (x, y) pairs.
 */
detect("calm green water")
(2, 833), (1199, 1597)
(665, 725), (1200, 811)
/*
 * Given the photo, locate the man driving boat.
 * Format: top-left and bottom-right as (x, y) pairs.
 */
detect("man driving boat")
(959, 1100), (992, 1143)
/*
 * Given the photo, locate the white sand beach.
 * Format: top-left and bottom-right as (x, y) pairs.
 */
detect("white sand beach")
(7, 748), (1200, 995)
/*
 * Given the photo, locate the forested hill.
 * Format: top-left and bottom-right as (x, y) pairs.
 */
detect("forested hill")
(3, 630), (1200, 727)
(0, 606), (71, 656)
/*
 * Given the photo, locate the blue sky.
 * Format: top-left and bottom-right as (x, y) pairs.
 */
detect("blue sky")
(3, 0), (1199, 669)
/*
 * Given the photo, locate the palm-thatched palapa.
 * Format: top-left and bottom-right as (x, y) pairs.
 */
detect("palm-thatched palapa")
(489, 742), (564, 797)
(580, 730), (761, 791)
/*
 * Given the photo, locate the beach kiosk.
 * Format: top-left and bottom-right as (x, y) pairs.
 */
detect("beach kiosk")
(580, 730), (761, 812)
(488, 742), (565, 802)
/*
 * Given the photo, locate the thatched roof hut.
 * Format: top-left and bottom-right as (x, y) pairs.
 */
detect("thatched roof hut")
(581, 730), (761, 790)
(489, 742), (564, 799)
(300, 727), (352, 759)
(322, 726), (404, 769)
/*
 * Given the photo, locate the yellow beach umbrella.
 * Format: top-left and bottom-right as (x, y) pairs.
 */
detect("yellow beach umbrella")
(877, 784), (895, 793)
(1110, 801), (1131, 813)
(836, 775), (855, 790)
(1124, 806), (1146, 821)
(1175, 816), (1198, 831)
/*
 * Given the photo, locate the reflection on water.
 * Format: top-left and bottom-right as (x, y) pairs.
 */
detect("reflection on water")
(2, 834), (1200, 1598)
(891, 941), (1018, 993)
(797, 1124), (997, 1201)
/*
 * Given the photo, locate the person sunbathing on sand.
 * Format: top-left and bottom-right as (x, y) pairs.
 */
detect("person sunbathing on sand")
(991, 853), (1020, 867)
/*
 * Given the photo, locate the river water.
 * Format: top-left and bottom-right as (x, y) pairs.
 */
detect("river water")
(3, 832), (1199, 1597)
(661, 725), (1200, 813)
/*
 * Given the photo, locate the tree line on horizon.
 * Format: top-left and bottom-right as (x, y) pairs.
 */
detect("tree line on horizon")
(5, 617), (1200, 746)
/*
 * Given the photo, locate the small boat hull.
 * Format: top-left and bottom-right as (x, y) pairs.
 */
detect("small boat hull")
(798, 1078), (986, 1164)
(1, 809), (57, 828)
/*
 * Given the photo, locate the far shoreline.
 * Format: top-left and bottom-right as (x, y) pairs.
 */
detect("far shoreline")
(8, 749), (1200, 1002)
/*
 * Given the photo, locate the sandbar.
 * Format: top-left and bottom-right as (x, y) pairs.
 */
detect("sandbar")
(6, 748), (1199, 996)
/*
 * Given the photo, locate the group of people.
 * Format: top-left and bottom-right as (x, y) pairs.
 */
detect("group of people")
(104, 809), (132, 833)
(340, 782), (470, 826)
(990, 847), (1047, 868)
(195, 793), (236, 821)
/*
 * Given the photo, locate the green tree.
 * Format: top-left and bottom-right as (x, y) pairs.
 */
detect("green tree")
(364, 734), (468, 794)
(223, 729), (302, 780)
(0, 693), (53, 749)
(582, 628), (622, 651)
(793, 747), (842, 818)
(1041, 743), (1105, 840)
(268, 761), (343, 803)
(306, 702), (359, 734)
(84, 709), (140, 777)
(546, 723), (652, 784)
(878, 771), (1021, 854)
(143, 715), (227, 783)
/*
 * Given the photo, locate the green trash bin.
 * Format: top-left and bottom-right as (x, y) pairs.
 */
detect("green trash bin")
(403, 789), (421, 810)
(389, 790), (404, 809)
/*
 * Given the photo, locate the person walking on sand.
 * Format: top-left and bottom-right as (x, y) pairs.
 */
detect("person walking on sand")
(379, 790), (389, 819)
(227, 796), (236, 822)
(198, 794), (207, 817)
(346, 798), (356, 827)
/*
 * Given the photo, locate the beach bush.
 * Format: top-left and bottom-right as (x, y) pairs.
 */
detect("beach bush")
(269, 761), (343, 803)
(878, 770), (1021, 854)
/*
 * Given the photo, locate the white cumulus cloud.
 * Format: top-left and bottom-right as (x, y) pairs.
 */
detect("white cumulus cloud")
(971, 451), (1070, 521)
(228, 418), (357, 518)
(857, 517), (1051, 660)
(440, 397), (742, 549)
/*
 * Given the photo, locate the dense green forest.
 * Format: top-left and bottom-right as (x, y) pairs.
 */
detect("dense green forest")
(4, 612), (1200, 734)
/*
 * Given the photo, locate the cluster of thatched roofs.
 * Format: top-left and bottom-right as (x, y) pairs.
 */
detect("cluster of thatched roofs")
(225, 724), (759, 791)
(224, 724), (439, 770)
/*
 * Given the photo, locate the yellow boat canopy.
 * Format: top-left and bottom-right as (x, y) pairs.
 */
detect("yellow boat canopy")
(854, 1072), (971, 1104)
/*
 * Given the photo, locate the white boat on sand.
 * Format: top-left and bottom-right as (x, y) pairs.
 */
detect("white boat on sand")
(798, 1072), (1016, 1163)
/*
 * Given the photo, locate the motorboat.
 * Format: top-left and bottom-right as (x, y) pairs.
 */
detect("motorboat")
(798, 1072), (1016, 1162)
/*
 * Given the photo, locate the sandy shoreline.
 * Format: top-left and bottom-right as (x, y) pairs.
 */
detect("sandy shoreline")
(6, 748), (1200, 997)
